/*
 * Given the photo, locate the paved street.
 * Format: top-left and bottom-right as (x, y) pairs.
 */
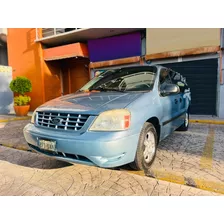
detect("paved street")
(0, 119), (224, 195)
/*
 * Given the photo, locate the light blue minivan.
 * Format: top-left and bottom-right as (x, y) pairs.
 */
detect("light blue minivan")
(23, 65), (191, 171)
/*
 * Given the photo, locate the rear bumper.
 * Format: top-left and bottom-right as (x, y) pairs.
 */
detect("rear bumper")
(23, 123), (139, 168)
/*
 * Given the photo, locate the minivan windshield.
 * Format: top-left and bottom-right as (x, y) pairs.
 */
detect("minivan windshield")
(79, 66), (157, 93)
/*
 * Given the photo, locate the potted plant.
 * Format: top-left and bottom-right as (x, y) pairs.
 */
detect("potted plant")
(9, 76), (32, 116)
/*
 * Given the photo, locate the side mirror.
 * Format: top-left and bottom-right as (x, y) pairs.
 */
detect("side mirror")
(160, 84), (180, 96)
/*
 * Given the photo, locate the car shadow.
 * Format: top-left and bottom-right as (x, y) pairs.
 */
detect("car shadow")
(0, 147), (72, 170)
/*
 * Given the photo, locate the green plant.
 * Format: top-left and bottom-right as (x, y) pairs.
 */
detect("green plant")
(9, 76), (32, 107)
(14, 95), (31, 106)
(9, 76), (32, 95)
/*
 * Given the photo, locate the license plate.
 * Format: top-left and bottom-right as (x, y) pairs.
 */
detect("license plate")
(39, 140), (56, 152)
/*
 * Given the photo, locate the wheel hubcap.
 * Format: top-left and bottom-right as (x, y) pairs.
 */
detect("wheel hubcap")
(143, 131), (156, 163)
(185, 113), (189, 127)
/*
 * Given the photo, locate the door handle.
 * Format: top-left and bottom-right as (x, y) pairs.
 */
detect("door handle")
(174, 99), (178, 104)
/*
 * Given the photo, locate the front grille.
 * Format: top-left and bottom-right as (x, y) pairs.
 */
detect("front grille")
(36, 111), (89, 131)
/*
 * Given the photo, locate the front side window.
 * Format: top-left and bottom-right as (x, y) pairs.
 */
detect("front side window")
(79, 66), (157, 92)
(159, 68), (172, 91)
(170, 72), (189, 93)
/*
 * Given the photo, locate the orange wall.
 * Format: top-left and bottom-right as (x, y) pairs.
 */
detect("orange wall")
(69, 58), (90, 92)
(43, 43), (89, 60)
(7, 28), (45, 111)
(7, 28), (68, 111)
(61, 58), (90, 94)
(7, 28), (90, 111)
(43, 61), (62, 102)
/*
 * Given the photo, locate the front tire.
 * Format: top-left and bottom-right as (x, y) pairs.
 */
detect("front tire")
(130, 122), (157, 171)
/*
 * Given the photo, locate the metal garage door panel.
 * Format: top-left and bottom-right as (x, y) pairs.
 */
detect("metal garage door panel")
(162, 59), (217, 115)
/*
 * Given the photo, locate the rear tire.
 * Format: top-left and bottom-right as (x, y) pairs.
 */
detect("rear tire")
(130, 122), (157, 171)
(177, 111), (189, 131)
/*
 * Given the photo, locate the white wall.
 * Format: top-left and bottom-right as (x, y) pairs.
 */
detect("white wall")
(219, 85), (224, 118)
(0, 66), (14, 114)
(218, 51), (224, 118)
(0, 28), (7, 35)
(218, 52), (224, 118)
(146, 28), (220, 55)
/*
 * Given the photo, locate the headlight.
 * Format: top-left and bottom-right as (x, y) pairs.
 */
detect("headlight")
(31, 110), (37, 124)
(89, 109), (131, 131)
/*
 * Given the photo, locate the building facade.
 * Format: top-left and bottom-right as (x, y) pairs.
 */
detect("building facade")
(145, 28), (222, 117)
(6, 28), (224, 118)
(0, 28), (8, 66)
(0, 28), (14, 114)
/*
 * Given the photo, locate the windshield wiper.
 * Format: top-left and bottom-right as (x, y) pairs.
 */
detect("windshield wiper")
(77, 90), (84, 93)
(91, 87), (127, 93)
(77, 89), (100, 93)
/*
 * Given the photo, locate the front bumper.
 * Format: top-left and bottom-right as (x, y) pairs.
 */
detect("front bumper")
(23, 123), (139, 168)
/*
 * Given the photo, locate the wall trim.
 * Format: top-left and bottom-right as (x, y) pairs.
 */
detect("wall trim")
(89, 56), (141, 69)
(145, 46), (220, 61)
(147, 53), (219, 66)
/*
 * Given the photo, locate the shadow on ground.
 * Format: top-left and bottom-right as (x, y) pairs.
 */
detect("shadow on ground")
(0, 146), (72, 170)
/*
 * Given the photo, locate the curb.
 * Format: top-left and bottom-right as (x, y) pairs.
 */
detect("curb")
(0, 143), (32, 152)
(0, 116), (31, 123)
(127, 168), (224, 195)
(190, 119), (224, 125)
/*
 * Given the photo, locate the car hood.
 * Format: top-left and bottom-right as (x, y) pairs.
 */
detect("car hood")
(38, 92), (144, 115)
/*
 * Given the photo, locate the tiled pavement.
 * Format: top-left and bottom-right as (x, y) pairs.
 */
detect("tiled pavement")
(0, 120), (29, 150)
(147, 124), (224, 189)
(0, 119), (224, 195)
(0, 145), (220, 196)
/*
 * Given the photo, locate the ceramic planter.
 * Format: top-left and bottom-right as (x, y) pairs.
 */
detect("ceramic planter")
(14, 105), (30, 116)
